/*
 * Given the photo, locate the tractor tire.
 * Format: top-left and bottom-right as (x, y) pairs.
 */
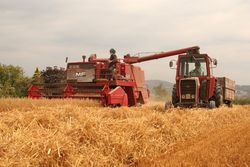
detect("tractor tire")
(172, 84), (179, 107)
(214, 83), (223, 107)
(208, 100), (216, 109)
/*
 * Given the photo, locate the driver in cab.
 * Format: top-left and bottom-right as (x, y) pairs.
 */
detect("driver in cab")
(190, 61), (203, 76)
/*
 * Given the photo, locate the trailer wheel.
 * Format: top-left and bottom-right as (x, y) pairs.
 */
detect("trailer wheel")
(172, 84), (179, 107)
(225, 100), (233, 107)
(214, 83), (223, 107)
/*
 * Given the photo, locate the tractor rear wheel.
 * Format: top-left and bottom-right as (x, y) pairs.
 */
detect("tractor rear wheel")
(214, 83), (223, 107)
(172, 84), (179, 107)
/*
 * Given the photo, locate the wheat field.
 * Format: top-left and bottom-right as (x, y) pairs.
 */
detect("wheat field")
(0, 98), (249, 167)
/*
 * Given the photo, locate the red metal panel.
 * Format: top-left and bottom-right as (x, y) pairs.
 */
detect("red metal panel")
(107, 86), (128, 106)
(101, 84), (110, 106)
(64, 84), (74, 97)
(28, 85), (42, 98)
(95, 63), (102, 80)
(102, 86), (128, 106)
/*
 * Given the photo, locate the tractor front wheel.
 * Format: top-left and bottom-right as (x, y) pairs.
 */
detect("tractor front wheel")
(172, 84), (179, 107)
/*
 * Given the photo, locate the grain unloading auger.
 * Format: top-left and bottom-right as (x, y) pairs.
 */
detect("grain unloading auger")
(28, 46), (199, 107)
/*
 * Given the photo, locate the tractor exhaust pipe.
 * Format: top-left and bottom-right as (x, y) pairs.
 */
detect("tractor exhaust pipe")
(82, 55), (86, 62)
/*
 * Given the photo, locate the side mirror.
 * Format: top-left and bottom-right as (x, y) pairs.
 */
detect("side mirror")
(213, 59), (217, 66)
(169, 60), (176, 69)
(65, 57), (68, 63)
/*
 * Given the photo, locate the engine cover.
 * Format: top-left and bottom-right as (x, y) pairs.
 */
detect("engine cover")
(179, 78), (200, 105)
(67, 63), (95, 82)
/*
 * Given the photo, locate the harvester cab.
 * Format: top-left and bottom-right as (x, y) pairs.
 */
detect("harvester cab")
(169, 51), (235, 108)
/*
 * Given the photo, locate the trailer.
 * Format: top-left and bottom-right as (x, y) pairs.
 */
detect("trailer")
(217, 77), (235, 107)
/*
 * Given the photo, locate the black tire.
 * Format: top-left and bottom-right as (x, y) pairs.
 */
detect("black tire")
(225, 100), (233, 108)
(214, 83), (223, 107)
(172, 84), (179, 107)
(208, 100), (216, 109)
(137, 92), (144, 105)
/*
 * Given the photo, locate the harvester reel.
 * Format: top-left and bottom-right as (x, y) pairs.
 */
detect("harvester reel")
(41, 67), (66, 84)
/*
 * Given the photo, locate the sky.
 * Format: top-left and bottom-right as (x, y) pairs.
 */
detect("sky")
(0, 0), (250, 85)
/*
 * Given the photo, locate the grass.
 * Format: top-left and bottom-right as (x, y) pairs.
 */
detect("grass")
(0, 98), (249, 166)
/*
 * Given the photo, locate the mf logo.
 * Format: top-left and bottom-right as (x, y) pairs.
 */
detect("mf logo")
(75, 72), (86, 77)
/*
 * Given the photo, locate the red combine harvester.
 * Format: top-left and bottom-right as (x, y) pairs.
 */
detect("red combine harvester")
(28, 46), (199, 107)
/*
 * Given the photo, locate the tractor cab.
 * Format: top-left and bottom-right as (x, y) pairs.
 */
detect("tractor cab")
(170, 53), (217, 81)
(178, 54), (208, 77)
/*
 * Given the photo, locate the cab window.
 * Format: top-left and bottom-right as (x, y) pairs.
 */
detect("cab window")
(179, 56), (207, 77)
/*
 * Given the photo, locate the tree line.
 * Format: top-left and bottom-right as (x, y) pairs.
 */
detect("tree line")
(0, 64), (41, 97)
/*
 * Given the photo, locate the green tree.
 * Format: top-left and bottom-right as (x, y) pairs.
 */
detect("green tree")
(153, 83), (168, 101)
(0, 64), (31, 97)
(32, 67), (43, 84)
(234, 96), (250, 105)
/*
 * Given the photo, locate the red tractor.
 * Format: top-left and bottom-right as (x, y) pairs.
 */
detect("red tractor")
(169, 47), (235, 108)
(28, 46), (199, 107)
